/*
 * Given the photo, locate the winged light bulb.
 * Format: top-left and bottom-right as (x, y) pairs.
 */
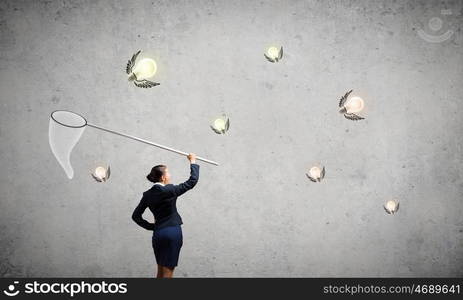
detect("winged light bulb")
(338, 90), (365, 121)
(91, 165), (111, 182)
(264, 46), (283, 63)
(306, 165), (325, 182)
(384, 199), (399, 214)
(210, 114), (230, 135)
(126, 50), (160, 88)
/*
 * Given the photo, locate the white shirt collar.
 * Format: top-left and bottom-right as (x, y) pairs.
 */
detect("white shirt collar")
(153, 182), (165, 186)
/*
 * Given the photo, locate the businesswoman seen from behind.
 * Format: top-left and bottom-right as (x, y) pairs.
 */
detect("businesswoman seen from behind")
(132, 153), (200, 278)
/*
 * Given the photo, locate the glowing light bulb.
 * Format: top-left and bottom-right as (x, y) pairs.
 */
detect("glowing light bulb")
(384, 199), (399, 214)
(210, 114), (230, 134)
(126, 50), (160, 88)
(95, 167), (106, 177)
(344, 96), (364, 114)
(214, 119), (226, 131)
(337, 90), (365, 120)
(306, 165), (325, 182)
(267, 47), (279, 59)
(309, 166), (321, 178)
(132, 58), (157, 80)
(264, 46), (283, 63)
(91, 165), (111, 182)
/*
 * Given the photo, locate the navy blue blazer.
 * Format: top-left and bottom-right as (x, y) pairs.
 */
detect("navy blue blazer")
(132, 163), (200, 231)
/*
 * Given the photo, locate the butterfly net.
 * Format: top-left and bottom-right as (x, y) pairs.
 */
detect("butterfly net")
(48, 111), (87, 179)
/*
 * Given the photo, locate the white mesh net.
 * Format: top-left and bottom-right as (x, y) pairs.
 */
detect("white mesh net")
(48, 111), (87, 179)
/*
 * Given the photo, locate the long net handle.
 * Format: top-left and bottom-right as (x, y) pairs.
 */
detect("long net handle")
(87, 123), (219, 166)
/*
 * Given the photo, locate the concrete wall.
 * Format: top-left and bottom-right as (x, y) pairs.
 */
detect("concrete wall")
(1, 0), (462, 277)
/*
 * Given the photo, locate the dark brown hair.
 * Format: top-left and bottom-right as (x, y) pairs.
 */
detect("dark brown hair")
(146, 165), (166, 183)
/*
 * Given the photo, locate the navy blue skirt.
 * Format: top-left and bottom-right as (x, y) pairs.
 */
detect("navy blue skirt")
(152, 225), (183, 267)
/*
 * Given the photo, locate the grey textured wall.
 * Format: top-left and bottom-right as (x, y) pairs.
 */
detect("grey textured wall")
(1, 0), (462, 277)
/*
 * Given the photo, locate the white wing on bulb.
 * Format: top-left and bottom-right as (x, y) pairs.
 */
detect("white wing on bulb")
(339, 89), (353, 108)
(278, 46), (283, 60)
(344, 113), (364, 121)
(320, 166), (325, 180)
(134, 80), (160, 88)
(306, 173), (317, 182)
(264, 53), (275, 63)
(106, 165), (111, 180)
(126, 50), (141, 74)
